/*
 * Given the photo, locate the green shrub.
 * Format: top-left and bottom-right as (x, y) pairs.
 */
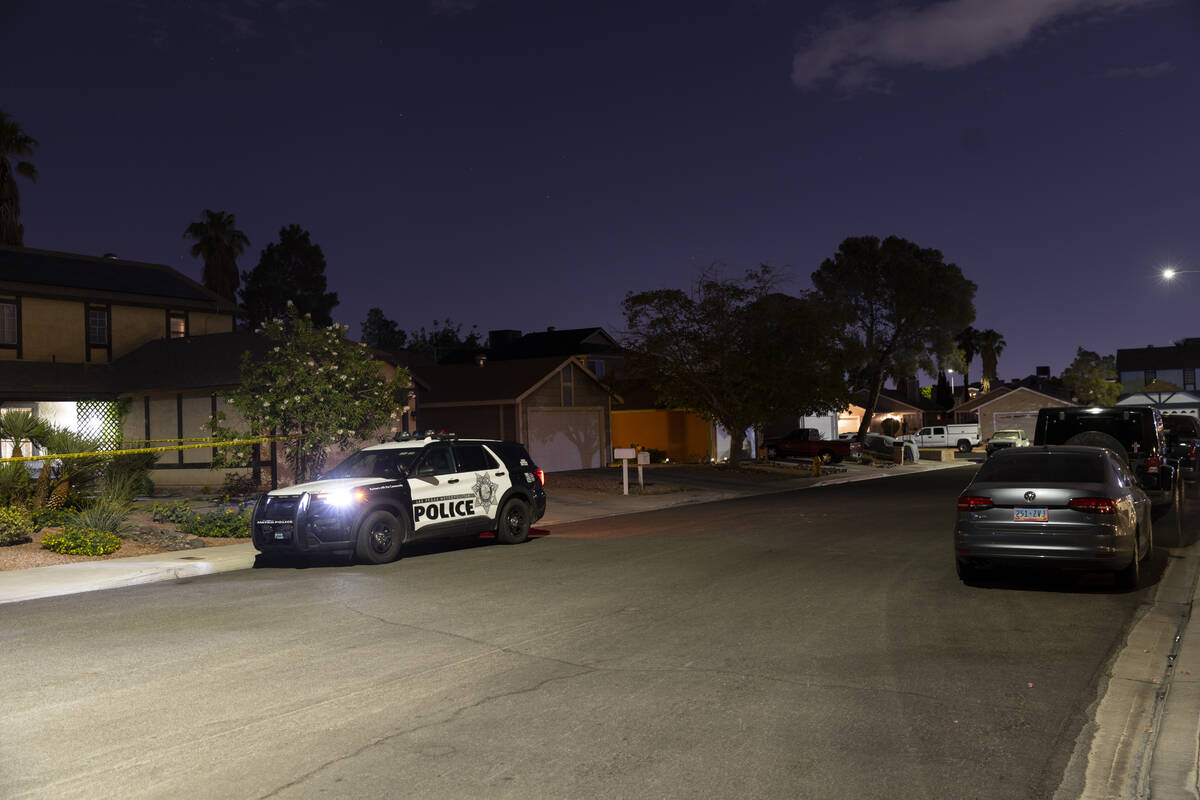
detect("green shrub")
(104, 452), (157, 498)
(0, 462), (31, 507)
(41, 525), (122, 556)
(30, 506), (70, 532)
(151, 501), (195, 524)
(69, 498), (132, 535)
(179, 508), (251, 538)
(0, 506), (35, 546)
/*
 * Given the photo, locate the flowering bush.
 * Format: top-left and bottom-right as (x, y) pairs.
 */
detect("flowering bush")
(41, 525), (122, 556)
(209, 305), (410, 482)
(0, 506), (34, 546)
(178, 508), (252, 538)
(152, 501), (194, 524)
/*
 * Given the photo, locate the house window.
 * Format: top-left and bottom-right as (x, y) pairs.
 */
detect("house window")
(561, 364), (574, 407)
(87, 308), (108, 347)
(589, 359), (605, 379)
(0, 301), (16, 346)
(168, 312), (187, 339)
(1144, 369), (1156, 386)
(1186, 368), (1196, 391)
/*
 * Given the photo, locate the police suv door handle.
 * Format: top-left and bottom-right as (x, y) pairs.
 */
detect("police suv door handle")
(447, 478), (460, 484)
(495, 472), (506, 476)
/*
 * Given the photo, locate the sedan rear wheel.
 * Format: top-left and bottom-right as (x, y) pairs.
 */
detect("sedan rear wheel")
(1116, 531), (1141, 590)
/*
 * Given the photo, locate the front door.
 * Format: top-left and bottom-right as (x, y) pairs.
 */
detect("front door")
(407, 443), (477, 536)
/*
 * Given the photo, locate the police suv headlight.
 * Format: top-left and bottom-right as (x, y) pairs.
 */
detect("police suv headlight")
(314, 488), (366, 508)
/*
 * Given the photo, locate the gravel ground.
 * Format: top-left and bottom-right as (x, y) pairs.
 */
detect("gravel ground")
(0, 510), (250, 572)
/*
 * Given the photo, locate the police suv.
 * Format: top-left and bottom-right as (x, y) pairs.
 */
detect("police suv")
(251, 433), (547, 564)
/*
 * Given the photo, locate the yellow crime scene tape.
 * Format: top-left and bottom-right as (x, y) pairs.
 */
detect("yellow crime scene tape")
(0, 435), (293, 464)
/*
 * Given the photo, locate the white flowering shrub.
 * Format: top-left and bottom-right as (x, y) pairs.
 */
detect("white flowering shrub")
(209, 306), (410, 482)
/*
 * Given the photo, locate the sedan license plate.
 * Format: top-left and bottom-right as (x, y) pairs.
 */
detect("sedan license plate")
(1014, 507), (1048, 522)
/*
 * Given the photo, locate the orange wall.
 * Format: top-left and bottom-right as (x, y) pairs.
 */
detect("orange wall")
(612, 409), (711, 462)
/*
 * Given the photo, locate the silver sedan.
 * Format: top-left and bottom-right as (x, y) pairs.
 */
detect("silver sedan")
(954, 446), (1152, 588)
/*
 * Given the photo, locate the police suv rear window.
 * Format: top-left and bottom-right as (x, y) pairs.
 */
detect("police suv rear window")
(455, 444), (499, 472)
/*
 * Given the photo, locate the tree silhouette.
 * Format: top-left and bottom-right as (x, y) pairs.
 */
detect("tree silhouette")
(183, 209), (249, 303)
(0, 110), (38, 247)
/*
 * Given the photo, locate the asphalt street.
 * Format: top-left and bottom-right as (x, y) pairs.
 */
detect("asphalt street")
(0, 466), (1183, 799)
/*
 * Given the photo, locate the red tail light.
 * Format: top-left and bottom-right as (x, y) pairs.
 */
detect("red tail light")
(1189, 444), (1197, 460)
(534, 469), (545, 487)
(1068, 497), (1117, 514)
(957, 496), (993, 511)
(1146, 456), (1160, 474)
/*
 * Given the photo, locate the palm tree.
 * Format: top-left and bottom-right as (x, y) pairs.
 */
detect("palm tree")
(955, 326), (981, 397)
(184, 210), (249, 304)
(0, 110), (39, 247)
(0, 409), (45, 459)
(979, 329), (1007, 393)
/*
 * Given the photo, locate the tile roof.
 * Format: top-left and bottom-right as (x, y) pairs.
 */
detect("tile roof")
(418, 357), (576, 404)
(495, 328), (621, 358)
(0, 245), (232, 310)
(113, 332), (269, 393)
(0, 361), (116, 400)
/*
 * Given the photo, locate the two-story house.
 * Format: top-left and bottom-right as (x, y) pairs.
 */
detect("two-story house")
(1117, 340), (1200, 394)
(0, 245), (247, 487)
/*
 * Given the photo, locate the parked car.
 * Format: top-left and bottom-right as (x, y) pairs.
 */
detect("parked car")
(954, 446), (1152, 588)
(985, 429), (1031, 457)
(1162, 414), (1200, 481)
(251, 434), (547, 564)
(861, 433), (920, 462)
(763, 428), (861, 463)
(1033, 405), (1180, 510)
(903, 423), (981, 452)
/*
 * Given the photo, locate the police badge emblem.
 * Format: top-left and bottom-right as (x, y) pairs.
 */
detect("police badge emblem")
(473, 472), (498, 512)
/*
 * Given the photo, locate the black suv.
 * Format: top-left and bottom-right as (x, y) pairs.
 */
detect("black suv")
(1033, 406), (1180, 509)
(251, 435), (547, 564)
(1162, 414), (1200, 482)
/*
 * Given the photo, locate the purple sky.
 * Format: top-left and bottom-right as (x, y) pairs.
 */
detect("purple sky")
(6, 0), (1198, 385)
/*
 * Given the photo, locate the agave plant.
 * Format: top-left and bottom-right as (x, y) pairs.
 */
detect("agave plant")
(0, 461), (30, 507)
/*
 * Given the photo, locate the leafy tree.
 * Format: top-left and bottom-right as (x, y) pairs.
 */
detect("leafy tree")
(622, 266), (848, 467)
(979, 329), (1007, 393)
(810, 235), (976, 440)
(0, 409), (46, 458)
(360, 307), (408, 351)
(240, 224), (339, 330)
(210, 304), (409, 482)
(0, 110), (38, 247)
(407, 318), (482, 363)
(184, 209), (249, 303)
(1061, 348), (1120, 406)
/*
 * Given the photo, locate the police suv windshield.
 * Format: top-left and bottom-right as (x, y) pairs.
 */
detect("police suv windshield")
(323, 448), (418, 479)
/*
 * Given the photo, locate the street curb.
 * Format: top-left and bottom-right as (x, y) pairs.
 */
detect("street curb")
(0, 460), (975, 605)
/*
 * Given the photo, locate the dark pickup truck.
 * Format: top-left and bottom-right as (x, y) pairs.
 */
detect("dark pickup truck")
(763, 428), (861, 464)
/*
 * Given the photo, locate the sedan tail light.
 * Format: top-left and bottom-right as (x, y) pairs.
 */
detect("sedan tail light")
(1146, 456), (1161, 474)
(1068, 497), (1117, 514)
(957, 496), (993, 511)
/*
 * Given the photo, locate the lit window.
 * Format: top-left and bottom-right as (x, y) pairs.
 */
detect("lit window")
(0, 302), (15, 346)
(1144, 369), (1156, 386)
(87, 308), (108, 346)
(169, 313), (187, 339)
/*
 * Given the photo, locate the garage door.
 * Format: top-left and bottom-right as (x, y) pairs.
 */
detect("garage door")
(992, 411), (1038, 440)
(526, 408), (605, 472)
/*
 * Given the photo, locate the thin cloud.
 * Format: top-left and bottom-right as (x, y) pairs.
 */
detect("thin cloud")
(792, 0), (1157, 94)
(1104, 61), (1175, 78)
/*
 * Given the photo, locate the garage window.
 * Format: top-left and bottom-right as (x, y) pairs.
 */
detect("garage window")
(1186, 368), (1195, 391)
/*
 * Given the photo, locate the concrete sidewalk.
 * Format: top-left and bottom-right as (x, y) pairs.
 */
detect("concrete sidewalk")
(0, 459), (967, 605)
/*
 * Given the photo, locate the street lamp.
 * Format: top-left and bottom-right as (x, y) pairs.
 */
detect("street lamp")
(1161, 266), (1199, 281)
(947, 368), (957, 397)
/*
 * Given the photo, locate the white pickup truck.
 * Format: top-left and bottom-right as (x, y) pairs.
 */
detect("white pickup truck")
(903, 424), (981, 453)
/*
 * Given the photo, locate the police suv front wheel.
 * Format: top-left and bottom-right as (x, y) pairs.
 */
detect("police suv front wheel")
(355, 510), (404, 564)
(496, 498), (531, 544)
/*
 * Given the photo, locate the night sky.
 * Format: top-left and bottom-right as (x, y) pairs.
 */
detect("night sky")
(6, 0), (1198, 384)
